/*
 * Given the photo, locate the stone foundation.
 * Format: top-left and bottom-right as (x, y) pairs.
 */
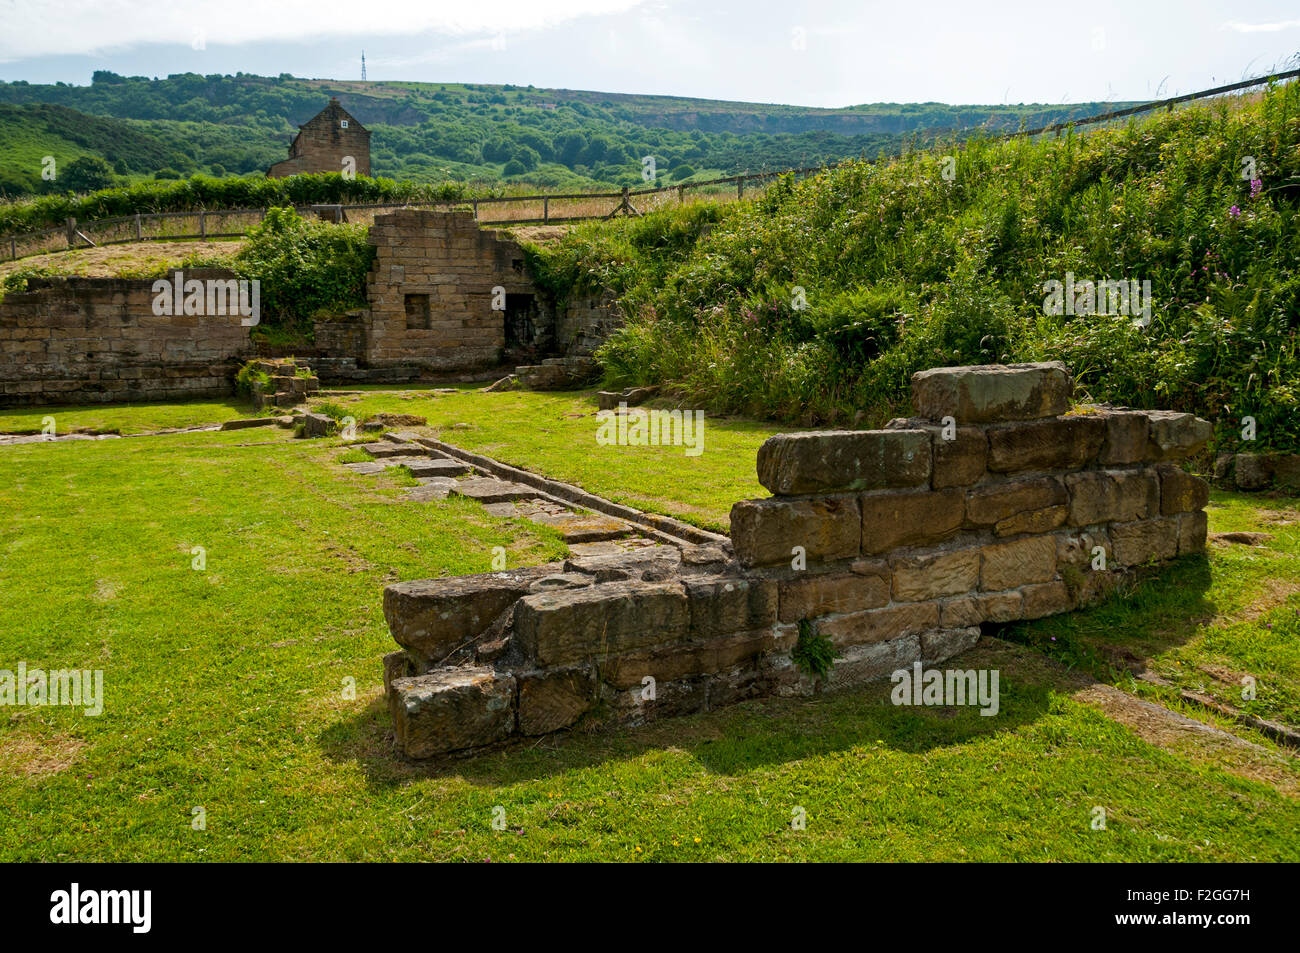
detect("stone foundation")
(381, 362), (1212, 758)
(1213, 452), (1300, 492)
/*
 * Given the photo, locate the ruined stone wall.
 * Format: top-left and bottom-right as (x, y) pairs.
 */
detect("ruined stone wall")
(381, 362), (1213, 758)
(361, 209), (545, 371)
(0, 270), (251, 406)
(556, 291), (622, 359)
(1213, 452), (1300, 492)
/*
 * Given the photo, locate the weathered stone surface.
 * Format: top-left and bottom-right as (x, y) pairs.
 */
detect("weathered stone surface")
(730, 496), (860, 567)
(966, 477), (1067, 532)
(382, 650), (417, 694)
(911, 362), (1073, 423)
(756, 429), (930, 495)
(384, 567), (554, 662)
(403, 458), (472, 478)
(389, 667), (515, 758)
(814, 601), (939, 649)
(778, 571), (889, 622)
(1065, 469), (1159, 526)
(1098, 410), (1151, 465)
(298, 412), (333, 438)
(825, 634), (922, 690)
(938, 591), (1023, 627)
(1056, 529), (1112, 571)
(219, 417), (278, 431)
(885, 419), (987, 487)
(364, 413), (428, 427)
(920, 626), (982, 665)
(986, 416), (1105, 473)
(1178, 510), (1208, 555)
(526, 512), (634, 542)
(1145, 411), (1213, 461)
(1272, 455), (1300, 490)
(514, 580), (689, 666)
(451, 478), (539, 503)
(565, 545), (682, 582)
(1158, 464), (1210, 515)
(1213, 453), (1236, 483)
(891, 549), (981, 601)
(1110, 517), (1180, 566)
(1234, 454), (1273, 491)
(1020, 581), (1074, 619)
(518, 666), (597, 735)
(860, 488), (965, 554)
(363, 441), (423, 458)
(601, 628), (790, 690)
(980, 536), (1057, 591)
(686, 576), (779, 637)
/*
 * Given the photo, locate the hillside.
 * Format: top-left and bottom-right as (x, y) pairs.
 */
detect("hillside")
(529, 81), (1300, 453)
(0, 71), (1129, 195)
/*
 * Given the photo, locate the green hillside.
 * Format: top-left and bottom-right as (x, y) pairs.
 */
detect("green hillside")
(529, 81), (1300, 453)
(0, 71), (1130, 196)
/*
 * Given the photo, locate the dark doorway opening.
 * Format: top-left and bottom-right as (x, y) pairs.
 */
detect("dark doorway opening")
(503, 293), (538, 348)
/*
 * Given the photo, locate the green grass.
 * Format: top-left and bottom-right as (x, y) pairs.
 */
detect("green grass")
(1009, 490), (1300, 728)
(0, 398), (256, 435)
(0, 400), (1296, 861)
(326, 387), (785, 532)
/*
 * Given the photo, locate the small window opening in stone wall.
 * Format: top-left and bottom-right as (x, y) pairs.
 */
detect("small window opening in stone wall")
(404, 294), (430, 330)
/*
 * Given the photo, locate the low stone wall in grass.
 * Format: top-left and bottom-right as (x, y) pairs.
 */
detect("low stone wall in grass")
(1213, 452), (1300, 492)
(381, 361), (1213, 758)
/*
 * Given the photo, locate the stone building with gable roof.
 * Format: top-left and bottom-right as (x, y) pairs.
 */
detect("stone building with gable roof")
(267, 97), (371, 178)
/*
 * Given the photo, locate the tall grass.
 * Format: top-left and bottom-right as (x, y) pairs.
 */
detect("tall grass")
(529, 83), (1300, 450)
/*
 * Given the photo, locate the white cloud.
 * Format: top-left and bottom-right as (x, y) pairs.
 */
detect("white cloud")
(1222, 19), (1300, 33)
(0, 0), (648, 61)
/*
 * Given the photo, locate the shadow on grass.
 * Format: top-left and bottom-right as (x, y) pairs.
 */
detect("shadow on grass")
(0, 396), (256, 431)
(319, 639), (1083, 790)
(997, 555), (1216, 680)
(320, 556), (1215, 789)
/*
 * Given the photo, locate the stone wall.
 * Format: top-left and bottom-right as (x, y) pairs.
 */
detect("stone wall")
(381, 362), (1213, 758)
(1213, 452), (1300, 492)
(0, 270), (251, 406)
(360, 209), (547, 371)
(267, 98), (371, 179)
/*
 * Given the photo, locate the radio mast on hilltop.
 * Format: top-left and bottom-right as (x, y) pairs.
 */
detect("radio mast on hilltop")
(361, 51), (367, 82)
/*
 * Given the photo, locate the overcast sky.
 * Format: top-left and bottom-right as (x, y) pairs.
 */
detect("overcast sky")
(1, 0), (1298, 107)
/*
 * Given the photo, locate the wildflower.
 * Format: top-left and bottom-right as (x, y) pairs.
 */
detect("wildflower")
(1228, 205), (1241, 219)
(1250, 178), (1263, 198)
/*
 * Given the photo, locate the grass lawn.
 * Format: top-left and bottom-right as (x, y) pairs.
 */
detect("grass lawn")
(0, 397), (257, 436)
(0, 396), (1296, 861)
(321, 386), (786, 532)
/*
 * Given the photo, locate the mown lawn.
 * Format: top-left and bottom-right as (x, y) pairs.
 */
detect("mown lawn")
(0, 397), (255, 435)
(0, 397), (1296, 861)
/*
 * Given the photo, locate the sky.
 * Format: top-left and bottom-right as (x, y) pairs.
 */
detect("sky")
(0, 0), (1298, 108)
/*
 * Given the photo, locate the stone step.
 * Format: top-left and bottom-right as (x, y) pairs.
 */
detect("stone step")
(525, 511), (636, 543)
(450, 478), (541, 504)
(403, 458), (472, 478)
(362, 442), (425, 458)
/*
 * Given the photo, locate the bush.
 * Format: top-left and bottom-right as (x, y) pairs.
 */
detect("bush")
(231, 206), (374, 333)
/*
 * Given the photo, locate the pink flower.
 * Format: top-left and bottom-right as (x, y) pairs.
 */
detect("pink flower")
(1228, 205), (1241, 219)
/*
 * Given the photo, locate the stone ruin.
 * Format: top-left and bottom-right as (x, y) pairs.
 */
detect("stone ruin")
(244, 358), (320, 410)
(380, 362), (1213, 758)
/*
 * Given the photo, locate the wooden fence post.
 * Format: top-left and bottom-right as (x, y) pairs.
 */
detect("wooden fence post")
(9, 236), (15, 261)
(66, 217), (77, 249)
(472, 199), (478, 220)
(678, 185), (685, 204)
(737, 178), (744, 199)
(199, 211), (206, 239)
(135, 213), (142, 240)
(543, 196), (549, 224)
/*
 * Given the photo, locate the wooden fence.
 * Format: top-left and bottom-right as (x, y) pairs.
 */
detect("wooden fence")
(5, 66), (1298, 264)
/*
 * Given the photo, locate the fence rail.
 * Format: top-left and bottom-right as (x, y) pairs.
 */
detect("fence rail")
(4, 67), (1298, 264)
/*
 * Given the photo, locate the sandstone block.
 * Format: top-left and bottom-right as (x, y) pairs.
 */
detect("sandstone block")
(938, 591), (1023, 627)
(1020, 581), (1074, 619)
(518, 666), (597, 735)
(911, 361), (1073, 423)
(514, 580), (689, 666)
(389, 667), (516, 758)
(383, 567), (553, 663)
(756, 429), (931, 495)
(825, 634), (923, 690)
(920, 626), (982, 665)
(1145, 411), (1214, 461)
(981, 536), (1057, 591)
(859, 487), (965, 554)
(1065, 469), (1158, 526)
(815, 601), (939, 649)
(986, 416), (1105, 473)
(601, 628), (789, 690)
(686, 576), (779, 637)
(966, 476), (1068, 534)
(1177, 510), (1208, 555)
(1158, 464), (1210, 515)
(891, 548), (981, 601)
(1110, 518), (1180, 567)
(1233, 454), (1273, 490)
(1098, 409), (1151, 464)
(730, 496), (860, 567)
(779, 571), (889, 622)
